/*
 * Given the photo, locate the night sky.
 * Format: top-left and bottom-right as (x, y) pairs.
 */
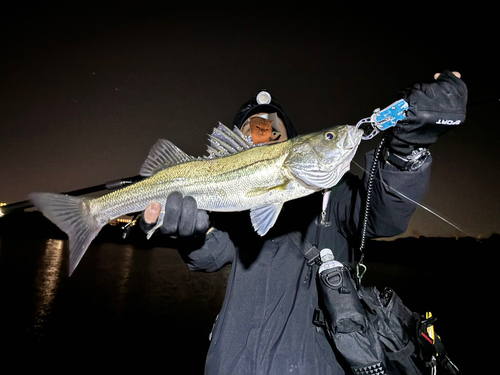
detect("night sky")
(1, 3), (498, 238)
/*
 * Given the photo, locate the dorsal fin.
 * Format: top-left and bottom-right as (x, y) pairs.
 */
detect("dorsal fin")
(205, 122), (254, 159)
(140, 139), (195, 177)
(140, 123), (255, 176)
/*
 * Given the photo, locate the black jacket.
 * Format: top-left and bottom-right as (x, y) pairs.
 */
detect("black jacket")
(179, 151), (431, 374)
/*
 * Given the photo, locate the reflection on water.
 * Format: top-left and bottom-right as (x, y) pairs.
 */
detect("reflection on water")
(33, 239), (63, 339)
(116, 245), (134, 312)
(0, 237), (230, 372)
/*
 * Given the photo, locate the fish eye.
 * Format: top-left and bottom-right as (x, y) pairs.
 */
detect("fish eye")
(324, 132), (334, 140)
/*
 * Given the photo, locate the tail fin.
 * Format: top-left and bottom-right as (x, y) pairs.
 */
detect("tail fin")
(29, 193), (105, 275)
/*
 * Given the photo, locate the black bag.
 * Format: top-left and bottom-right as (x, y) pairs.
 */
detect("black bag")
(289, 232), (458, 375)
(357, 285), (425, 374)
(316, 260), (458, 375)
(316, 260), (416, 374)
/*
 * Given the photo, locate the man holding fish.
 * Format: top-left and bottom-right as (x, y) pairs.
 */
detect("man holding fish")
(138, 71), (467, 374)
(29, 70), (466, 374)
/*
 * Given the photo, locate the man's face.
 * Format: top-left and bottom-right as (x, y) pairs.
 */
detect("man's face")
(240, 113), (288, 145)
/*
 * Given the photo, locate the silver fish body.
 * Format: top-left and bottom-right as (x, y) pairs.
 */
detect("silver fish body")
(30, 124), (362, 274)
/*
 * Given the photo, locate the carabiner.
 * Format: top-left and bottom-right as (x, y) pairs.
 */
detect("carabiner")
(356, 261), (367, 281)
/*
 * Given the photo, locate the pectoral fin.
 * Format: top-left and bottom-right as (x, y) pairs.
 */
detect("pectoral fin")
(246, 181), (290, 198)
(250, 203), (284, 236)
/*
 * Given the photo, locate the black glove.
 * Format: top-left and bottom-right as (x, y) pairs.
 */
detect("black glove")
(140, 192), (211, 237)
(389, 70), (468, 156)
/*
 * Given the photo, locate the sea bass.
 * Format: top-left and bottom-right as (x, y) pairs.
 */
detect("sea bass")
(30, 123), (363, 274)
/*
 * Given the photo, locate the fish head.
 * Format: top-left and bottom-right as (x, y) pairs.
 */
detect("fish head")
(285, 125), (363, 189)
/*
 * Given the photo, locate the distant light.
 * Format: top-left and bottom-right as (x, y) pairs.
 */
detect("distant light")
(256, 91), (272, 105)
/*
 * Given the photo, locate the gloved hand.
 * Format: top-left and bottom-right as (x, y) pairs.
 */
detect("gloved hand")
(140, 192), (211, 237)
(389, 70), (468, 156)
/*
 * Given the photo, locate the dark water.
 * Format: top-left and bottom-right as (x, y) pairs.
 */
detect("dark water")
(0, 237), (229, 372)
(1, 235), (495, 373)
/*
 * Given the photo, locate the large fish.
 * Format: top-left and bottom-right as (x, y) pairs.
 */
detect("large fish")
(30, 123), (363, 274)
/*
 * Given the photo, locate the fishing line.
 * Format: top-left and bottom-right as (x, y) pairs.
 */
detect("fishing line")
(351, 160), (478, 239)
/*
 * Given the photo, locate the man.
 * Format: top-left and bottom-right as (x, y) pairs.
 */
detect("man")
(141, 71), (467, 374)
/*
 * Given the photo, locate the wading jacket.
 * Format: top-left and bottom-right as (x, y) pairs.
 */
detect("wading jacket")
(178, 151), (431, 375)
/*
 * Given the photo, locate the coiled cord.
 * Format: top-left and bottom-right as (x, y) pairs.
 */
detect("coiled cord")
(358, 133), (388, 268)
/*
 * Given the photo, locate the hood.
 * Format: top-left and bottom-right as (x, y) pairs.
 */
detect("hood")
(232, 90), (298, 139)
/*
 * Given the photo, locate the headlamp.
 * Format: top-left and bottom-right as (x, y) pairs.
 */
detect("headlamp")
(256, 90), (272, 105)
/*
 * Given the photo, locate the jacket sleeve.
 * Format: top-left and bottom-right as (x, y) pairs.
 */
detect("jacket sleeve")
(177, 228), (236, 273)
(331, 149), (431, 240)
